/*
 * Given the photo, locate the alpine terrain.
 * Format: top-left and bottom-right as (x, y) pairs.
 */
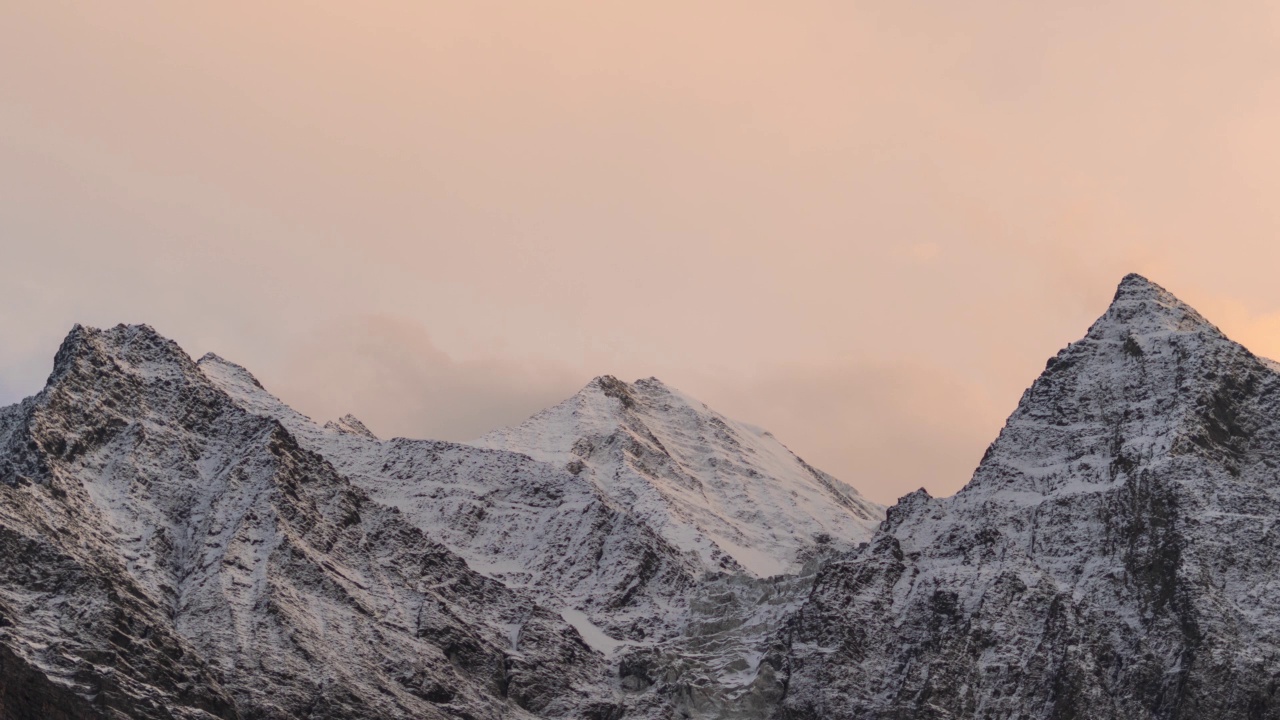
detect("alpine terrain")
(777, 274), (1280, 719)
(3, 273), (1279, 719)
(0, 322), (880, 719)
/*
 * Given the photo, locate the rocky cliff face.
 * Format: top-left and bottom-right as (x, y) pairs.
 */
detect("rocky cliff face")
(8, 273), (1276, 720)
(0, 323), (882, 719)
(777, 274), (1280, 719)
(0, 325), (614, 720)
(197, 356), (883, 718)
(197, 359), (704, 647)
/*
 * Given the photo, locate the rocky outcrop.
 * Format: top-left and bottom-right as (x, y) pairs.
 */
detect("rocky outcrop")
(0, 325), (612, 720)
(1, 323), (880, 720)
(198, 355), (706, 647)
(11, 273), (1276, 720)
(777, 275), (1280, 719)
(198, 354), (885, 718)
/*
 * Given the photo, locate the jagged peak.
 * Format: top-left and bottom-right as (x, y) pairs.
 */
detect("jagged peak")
(54, 322), (167, 354)
(1028, 273), (1235, 378)
(1093, 273), (1217, 339)
(49, 324), (92, 378)
(884, 488), (934, 529)
(577, 374), (710, 417)
(324, 413), (378, 440)
(963, 275), (1270, 499)
(48, 323), (191, 386)
(581, 374), (639, 410)
(1036, 275), (1226, 377)
(1112, 272), (1161, 299)
(585, 374), (628, 391)
(196, 352), (265, 390)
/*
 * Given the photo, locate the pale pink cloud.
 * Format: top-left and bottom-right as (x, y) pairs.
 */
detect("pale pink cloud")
(4, 2), (1280, 502)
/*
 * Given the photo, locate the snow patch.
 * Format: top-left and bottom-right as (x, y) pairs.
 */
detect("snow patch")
(560, 608), (630, 655)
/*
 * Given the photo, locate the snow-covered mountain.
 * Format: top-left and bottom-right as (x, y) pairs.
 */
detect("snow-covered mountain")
(0, 323), (883, 719)
(474, 375), (882, 578)
(777, 274), (1280, 719)
(199, 357), (703, 645)
(0, 325), (613, 720)
(196, 361), (885, 717)
(8, 272), (1276, 720)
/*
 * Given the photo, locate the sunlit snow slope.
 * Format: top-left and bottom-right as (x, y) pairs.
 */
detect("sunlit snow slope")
(474, 376), (883, 578)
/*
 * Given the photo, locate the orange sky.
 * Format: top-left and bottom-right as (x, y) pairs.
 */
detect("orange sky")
(4, 2), (1280, 503)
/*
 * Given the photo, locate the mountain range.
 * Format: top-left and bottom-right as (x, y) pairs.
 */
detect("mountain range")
(3, 274), (1279, 719)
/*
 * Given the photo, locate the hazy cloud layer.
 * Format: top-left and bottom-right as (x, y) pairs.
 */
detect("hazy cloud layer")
(267, 314), (584, 443)
(697, 362), (1007, 504)
(263, 319), (1008, 503)
(5, 2), (1280, 503)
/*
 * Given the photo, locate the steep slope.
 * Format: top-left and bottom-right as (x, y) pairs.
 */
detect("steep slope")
(0, 325), (614, 720)
(475, 376), (883, 578)
(198, 358), (885, 718)
(778, 274), (1280, 719)
(199, 357), (702, 644)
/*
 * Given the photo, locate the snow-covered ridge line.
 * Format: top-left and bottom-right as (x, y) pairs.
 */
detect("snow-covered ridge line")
(0, 322), (615, 719)
(195, 348), (884, 716)
(474, 374), (883, 578)
(779, 273), (1280, 719)
(16, 272), (1262, 719)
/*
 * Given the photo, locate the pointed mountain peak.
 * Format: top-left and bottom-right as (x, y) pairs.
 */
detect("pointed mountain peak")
(53, 323), (170, 359)
(48, 323), (192, 387)
(49, 324), (93, 377)
(1036, 274), (1225, 379)
(1095, 273), (1216, 339)
(1113, 272), (1161, 299)
(575, 374), (710, 419)
(324, 413), (378, 440)
(968, 274), (1266, 498)
(476, 371), (884, 577)
(885, 488), (934, 530)
(582, 374), (639, 410)
(585, 374), (627, 390)
(196, 352), (265, 390)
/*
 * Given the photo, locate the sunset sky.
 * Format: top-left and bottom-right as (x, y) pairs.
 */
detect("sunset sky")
(5, 2), (1280, 503)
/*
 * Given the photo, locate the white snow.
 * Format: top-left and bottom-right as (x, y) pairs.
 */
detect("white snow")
(473, 375), (883, 578)
(197, 361), (884, 650)
(559, 608), (631, 655)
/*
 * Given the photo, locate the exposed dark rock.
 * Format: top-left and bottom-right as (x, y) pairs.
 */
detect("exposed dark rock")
(9, 274), (1277, 720)
(777, 275), (1280, 720)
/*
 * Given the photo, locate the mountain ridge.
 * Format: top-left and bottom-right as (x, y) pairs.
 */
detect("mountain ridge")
(0, 323), (616, 719)
(475, 372), (882, 578)
(776, 273), (1280, 719)
(6, 273), (1280, 719)
(196, 338), (884, 716)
